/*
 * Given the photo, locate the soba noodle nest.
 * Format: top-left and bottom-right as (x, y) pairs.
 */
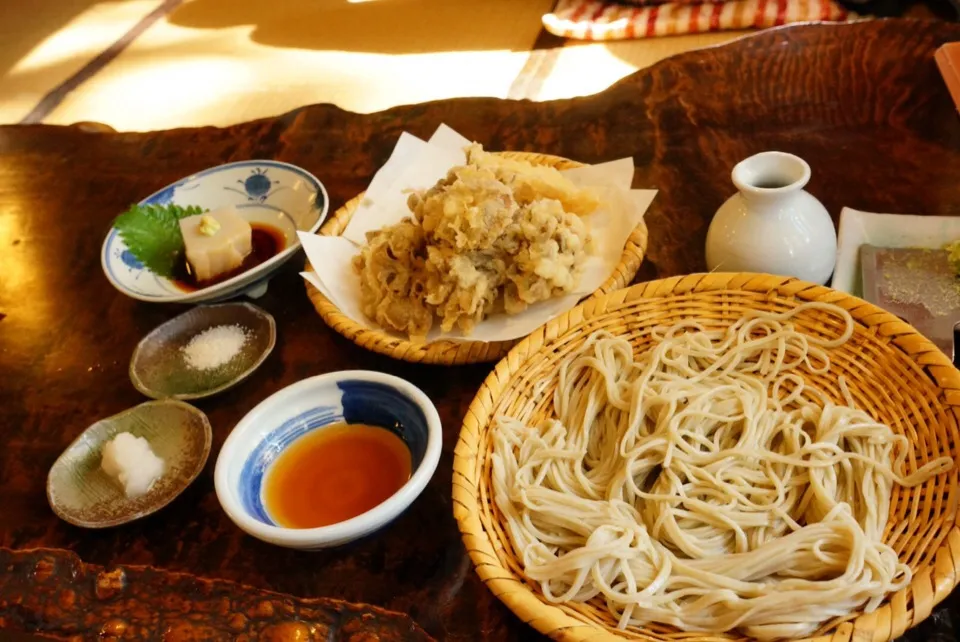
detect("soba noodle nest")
(491, 302), (953, 640)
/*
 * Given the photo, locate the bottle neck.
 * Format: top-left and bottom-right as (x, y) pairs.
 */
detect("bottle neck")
(731, 151), (811, 216)
(738, 187), (800, 215)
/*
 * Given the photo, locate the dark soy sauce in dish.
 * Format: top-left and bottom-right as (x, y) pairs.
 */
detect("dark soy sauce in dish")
(173, 223), (285, 292)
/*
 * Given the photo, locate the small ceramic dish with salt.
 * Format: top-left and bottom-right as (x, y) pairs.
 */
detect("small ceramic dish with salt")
(130, 302), (276, 400)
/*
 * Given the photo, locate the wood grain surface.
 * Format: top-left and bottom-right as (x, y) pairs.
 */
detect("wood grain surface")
(1, 19), (960, 642)
(0, 548), (434, 641)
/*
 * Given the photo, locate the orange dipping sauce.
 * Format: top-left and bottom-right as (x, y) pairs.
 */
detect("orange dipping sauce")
(264, 423), (412, 529)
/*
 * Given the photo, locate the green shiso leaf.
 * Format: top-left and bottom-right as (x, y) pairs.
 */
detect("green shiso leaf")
(113, 204), (205, 277)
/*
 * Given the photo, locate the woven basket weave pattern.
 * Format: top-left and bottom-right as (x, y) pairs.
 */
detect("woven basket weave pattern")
(305, 152), (649, 365)
(452, 273), (960, 642)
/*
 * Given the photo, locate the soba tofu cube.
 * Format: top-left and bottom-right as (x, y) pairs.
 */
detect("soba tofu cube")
(179, 206), (252, 282)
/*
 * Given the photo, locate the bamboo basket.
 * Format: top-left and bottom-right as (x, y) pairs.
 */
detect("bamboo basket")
(452, 273), (960, 642)
(304, 152), (649, 365)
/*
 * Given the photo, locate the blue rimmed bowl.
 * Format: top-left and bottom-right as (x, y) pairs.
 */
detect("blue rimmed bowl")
(214, 371), (442, 549)
(101, 160), (329, 304)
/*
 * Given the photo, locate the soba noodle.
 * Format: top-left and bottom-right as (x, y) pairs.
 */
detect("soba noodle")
(491, 302), (953, 640)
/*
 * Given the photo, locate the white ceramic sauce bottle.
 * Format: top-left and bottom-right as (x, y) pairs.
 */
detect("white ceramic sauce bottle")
(705, 151), (837, 285)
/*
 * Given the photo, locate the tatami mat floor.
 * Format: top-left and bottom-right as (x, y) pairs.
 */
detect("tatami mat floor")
(3, 0), (760, 131)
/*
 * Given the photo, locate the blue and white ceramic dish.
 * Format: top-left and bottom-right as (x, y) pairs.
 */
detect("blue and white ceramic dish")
(101, 160), (328, 304)
(214, 371), (442, 549)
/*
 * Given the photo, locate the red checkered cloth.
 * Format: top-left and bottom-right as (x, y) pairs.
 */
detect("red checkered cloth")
(543, 0), (861, 39)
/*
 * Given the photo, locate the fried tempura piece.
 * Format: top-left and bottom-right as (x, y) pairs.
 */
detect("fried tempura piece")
(408, 165), (516, 252)
(503, 199), (589, 314)
(423, 248), (502, 334)
(354, 144), (596, 338)
(464, 144), (601, 217)
(352, 218), (434, 340)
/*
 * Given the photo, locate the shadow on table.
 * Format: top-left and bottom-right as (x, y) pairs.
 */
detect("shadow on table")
(168, 0), (551, 54)
(0, 0), (110, 79)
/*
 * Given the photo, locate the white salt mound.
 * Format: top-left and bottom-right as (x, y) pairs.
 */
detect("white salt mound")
(101, 432), (165, 498)
(181, 324), (248, 371)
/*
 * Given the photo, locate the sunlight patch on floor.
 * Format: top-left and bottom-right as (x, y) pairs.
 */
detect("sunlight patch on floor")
(0, 0), (753, 131)
(42, 0), (553, 130)
(0, 1), (162, 124)
(41, 38), (537, 130)
(538, 32), (746, 102)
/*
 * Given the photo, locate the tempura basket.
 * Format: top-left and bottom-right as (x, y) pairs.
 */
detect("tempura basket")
(304, 152), (649, 365)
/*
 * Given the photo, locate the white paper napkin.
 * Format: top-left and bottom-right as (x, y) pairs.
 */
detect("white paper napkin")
(302, 124), (657, 343)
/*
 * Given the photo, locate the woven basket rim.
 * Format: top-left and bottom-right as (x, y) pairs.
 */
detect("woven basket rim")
(304, 151), (649, 365)
(452, 272), (960, 642)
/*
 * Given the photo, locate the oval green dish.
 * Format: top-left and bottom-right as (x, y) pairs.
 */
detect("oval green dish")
(46, 400), (212, 528)
(130, 302), (276, 400)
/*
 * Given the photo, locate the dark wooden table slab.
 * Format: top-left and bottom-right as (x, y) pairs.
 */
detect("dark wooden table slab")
(0, 548), (434, 641)
(2, 18), (960, 641)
